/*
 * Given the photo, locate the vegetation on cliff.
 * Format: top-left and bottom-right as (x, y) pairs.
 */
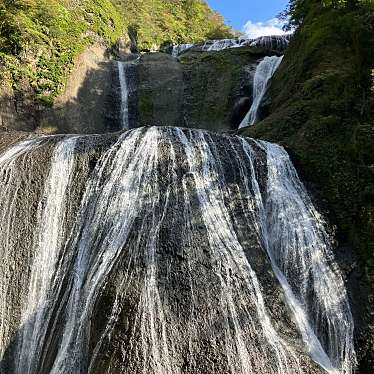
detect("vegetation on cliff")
(0, 0), (232, 106)
(242, 0), (374, 367)
(0, 0), (125, 106)
(114, 0), (233, 50)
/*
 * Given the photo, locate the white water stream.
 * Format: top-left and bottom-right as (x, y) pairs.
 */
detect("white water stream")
(118, 61), (130, 129)
(0, 127), (356, 374)
(14, 137), (78, 374)
(239, 55), (283, 129)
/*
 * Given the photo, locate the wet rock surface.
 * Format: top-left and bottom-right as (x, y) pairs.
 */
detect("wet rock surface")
(0, 128), (327, 374)
(136, 47), (265, 132)
(0, 44), (279, 135)
(136, 53), (184, 128)
(0, 30), (362, 373)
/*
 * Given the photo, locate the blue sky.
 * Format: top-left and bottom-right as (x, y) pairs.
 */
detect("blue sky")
(207, 0), (289, 37)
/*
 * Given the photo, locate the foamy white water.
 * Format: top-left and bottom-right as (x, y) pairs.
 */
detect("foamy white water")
(14, 137), (78, 374)
(118, 61), (130, 129)
(172, 43), (194, 57)
(239, 55), (283, 128)
(0, 138), (43, 358)
(0, 128), (355, 374)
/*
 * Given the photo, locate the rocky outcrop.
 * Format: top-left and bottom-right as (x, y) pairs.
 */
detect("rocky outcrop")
(136, 47), (277, 131)
(241, 4), (374, 371)
(0, 44), (122, 135)
(0, 78), (41, 132)
(1, 43), (283, 134)
(136, 53), (184, 128)
(40, 45), (120, 134)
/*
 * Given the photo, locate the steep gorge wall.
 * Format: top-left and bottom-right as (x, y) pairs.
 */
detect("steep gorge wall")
(242, 3), (374, 370)
(0, 0), (232, 130)
(1, 43), (281, 134)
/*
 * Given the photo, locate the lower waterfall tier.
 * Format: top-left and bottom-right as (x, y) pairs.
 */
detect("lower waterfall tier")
(0, 127), (354, 374)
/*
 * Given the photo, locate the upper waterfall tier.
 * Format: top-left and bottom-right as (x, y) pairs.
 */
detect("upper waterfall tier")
(239, 55), (284, 129)
(0, 127), (355, 374)
(170, 35), (291, 57)
(117, 56), (139, 130)
(2, 35), (290, 134)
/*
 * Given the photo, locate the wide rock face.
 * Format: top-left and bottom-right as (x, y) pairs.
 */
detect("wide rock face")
(0, 127), (341, 374)
(136, 48), (270, 132)
(0, 45), (280, 134)
(40, 46), (120, 134)
(0, 45), (120, 134)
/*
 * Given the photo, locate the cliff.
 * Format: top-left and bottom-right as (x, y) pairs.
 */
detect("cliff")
(241, 2), (374, 370)
(0, 0), (232, 130)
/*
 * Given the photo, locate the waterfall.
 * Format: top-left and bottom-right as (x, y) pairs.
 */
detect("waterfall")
(16, 128), (304, 374)
(258, 141), (356, 373)
(175, 129), (302, 374)
(238, 139), (356, 373)
(14, 137), (78, 374)
(201, 35), (291, 52)
(202, 38), (243, 51)
(0, 128), (355, 374)
(117, 57), (139, 130)
(249, 35), (291, 51)
(0, 137), (44, 359)
(172, 43), (194, 57)
(239, 55), (283, 129)
(118, 61), (130, 129)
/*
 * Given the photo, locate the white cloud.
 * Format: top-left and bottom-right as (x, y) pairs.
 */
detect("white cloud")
(243, 18), (288, 39)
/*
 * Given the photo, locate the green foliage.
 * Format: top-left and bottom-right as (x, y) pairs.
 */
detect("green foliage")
(282, 0), (371, 29)
(0, 0), (126, 105)
(114, 0), (232, 50)
(243, 1), (374, 319)
(0, 0), (230, 105)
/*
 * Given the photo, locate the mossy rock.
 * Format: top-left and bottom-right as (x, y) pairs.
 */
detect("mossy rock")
(241, 3), (374, 368)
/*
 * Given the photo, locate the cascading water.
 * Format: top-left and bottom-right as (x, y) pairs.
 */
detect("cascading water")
(117, 61), (130, 129)
(14, 137), (78, 374)
(201, 35), (291, 52)
(239, 55), (283, 129)
(262, 142), (356, 374)
(240, 139), (356, 373)
(0, 137), (44, 359)
(172, 43), (194, 57)
(170, 35), (291, 55)
(118, 56), (139, 130)
(202, 38), (244, 51)
(0, 126), (355, 374)
(249, 35), (291, 50)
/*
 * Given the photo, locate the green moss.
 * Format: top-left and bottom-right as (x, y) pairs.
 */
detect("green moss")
(115, 0), (233, 51)
(241, 5), (374, 353)
(178, 47), (262, 130)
